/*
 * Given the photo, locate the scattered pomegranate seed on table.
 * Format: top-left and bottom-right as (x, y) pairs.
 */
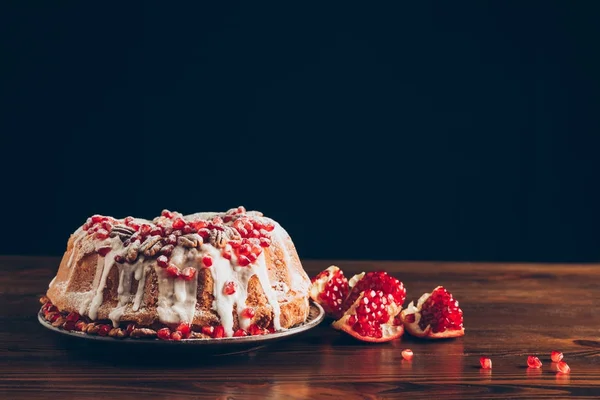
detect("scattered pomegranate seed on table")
(401, 349), (413, 361)
(479, 357), (492, 369)
(551, 350), (564, 363)
(527, 355), (542, 368)
(556, 361), (571, 374)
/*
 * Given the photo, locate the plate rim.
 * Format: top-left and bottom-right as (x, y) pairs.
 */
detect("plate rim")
(38, 301), (325, 345)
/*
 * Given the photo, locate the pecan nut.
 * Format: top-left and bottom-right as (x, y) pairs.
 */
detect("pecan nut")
(126, 243), (140, 263)
(108, 327), (127, 338)
(209, 230), (227, 248)
(110, 225), (136, 241)
(39, 296), (50, 305)
(141, 236), (164, 257)
(178, 234), (202, 248)
(129, 328), (157, 338)
(51, 316), (66, 327)
(86, 323), (100, 334)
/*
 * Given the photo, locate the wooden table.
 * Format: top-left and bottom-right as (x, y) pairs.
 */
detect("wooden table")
(1, 256), (600, 399)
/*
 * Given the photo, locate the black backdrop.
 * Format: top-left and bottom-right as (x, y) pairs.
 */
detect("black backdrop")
(2, 2), (599, 263)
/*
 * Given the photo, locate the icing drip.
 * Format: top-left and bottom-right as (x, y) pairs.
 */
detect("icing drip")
(88, 251), (115, 320)
(108, 259), (149, 327)
(251, 252), (283, 331)
(155, 246), (198, 324)
(273, 223), (310, 294)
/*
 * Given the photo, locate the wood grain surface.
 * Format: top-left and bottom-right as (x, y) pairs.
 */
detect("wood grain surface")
(1, 256), (600, 399)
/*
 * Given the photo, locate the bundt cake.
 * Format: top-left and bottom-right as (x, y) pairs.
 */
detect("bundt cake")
(41, 206), (311, 340)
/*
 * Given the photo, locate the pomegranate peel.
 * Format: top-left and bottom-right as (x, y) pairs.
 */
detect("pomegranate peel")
(309, 265), (349, 319)
(332, 289), (404, 343)
(400, 286), (464, 339)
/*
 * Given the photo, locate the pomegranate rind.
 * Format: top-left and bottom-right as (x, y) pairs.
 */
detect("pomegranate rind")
(332, 290), (404, 343)
(309, 265), (349, 319)
(400, 285), (465, 339)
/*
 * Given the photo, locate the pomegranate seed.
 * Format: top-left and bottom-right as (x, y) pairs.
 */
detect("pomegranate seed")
(101, 221), (113, 231)
(126, 323), (136, 334)
(551, 351), (564, 363)
(222, 250), (232, 260)
(238, 255), (251, 267)
(66, 312), (80, 322)
(213, 325), (225, 338)
(241, 307), (255, 319)
(183, 225), (196, 234)
(97, 324), (111, 336)
(48, 312), (60, 323)
(95, 229), (109, 240)
(556, 361), (570, 374)
(248, 324), (265, 336)
(91, 215), (105, 224)
(149, 226), (163, 236)
(140, 224), (151, 236)
(190, 220), (207, 231)
(124, 216), (134, 225)
(238, 244), (251, 255)
(159, 244), (174, 256)
(97, 247), (111, 257)
(157, 327), (171, 340)
(156, 255), (169, 268)
(229, 240), (241, 248)
(480, 357), (492, 369)
(63, 320), (76, 331)
(171, 331), (182, 341)
(527, 356), (542, 369)
(198, 228), (210, 239)
(176, 323), (191, 338)
(172, 218), (186, 230)
(223, 281), (236, 295)
(233, 329), (247, 337)
(166, 234), (177, 245)
(161, 209), (174, 218)
(166, 264), (180, 278)
(402, 349), (414, 361)
(259, 237), (271, 247)
(247, 253), (258, 263)
(114, 255), (125, 264)
(201, 326), (214, 336)
(202, 255), (213, 268)
(180, 267), (196, 281)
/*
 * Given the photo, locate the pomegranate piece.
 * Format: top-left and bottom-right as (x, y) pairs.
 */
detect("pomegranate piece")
(213, 325), (225, 338)
(149, 226), (163, 237)
(309, 265), (350, 319)
(166, 264), (180, 278)
(401, 349), (414, 361)
(223, 281), (236, 295)
(332, 289), (404, 343)
(400, 286), (464, 339)
(480, 357), (492, 369)
(248, 324), (267, 336)
(161, 209), (174, 219)
(180, 267), (197, 281)
(97, 324), (111, 336)
(74, 321), (87, 331)
(171, 331), (182, 341)
(176, 323), (191, 339)
(342, 270), (406, 316)
(172, 218), (186, 230)
(202, 255), (213, 268)
(156, 255), (169, 268)
(95, 229), (109, 240)
(233, 329), (248, 337)
(241, 307), (255, 319)
(66, 312), (80, 322)
(556, 361), (570, 374)
(527, 355), (542, 369)
(63, 320), (76, 331)
(157, 327), (171, 340)
(551, 350), (564, 363)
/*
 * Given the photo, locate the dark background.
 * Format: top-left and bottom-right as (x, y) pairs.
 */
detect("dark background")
(1, 2), (599, 263)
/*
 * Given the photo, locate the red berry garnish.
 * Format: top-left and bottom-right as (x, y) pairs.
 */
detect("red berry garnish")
(114, 255), (125, 264)
(233, 329), (247, 337)
(171, 331), (182, 341)
(241, 307), (255, 319)
(97, 246), (112, 257)
(156, 255), (169, 268)
(161, 209), (174, 218)
(66, 312), (80, 322)
(97, 324), (111, 336)
(223, 281), (236, 295)
(157, 327), (171, 340)
(172, 218), (186, 230)
(166, 264), (180, 278)
(176, 323), (191, 338)
(213, 325), (225, 338)
(551, 351), (563, 363)
(480, 357), (492, 369)
(202, 255), (213, 268)
(74, 321), (86, 331)
(180, 267), (196, 281)
(527, 356), (542, 368)
(95, 229), (109, 240)
(149, 226), (163, 237)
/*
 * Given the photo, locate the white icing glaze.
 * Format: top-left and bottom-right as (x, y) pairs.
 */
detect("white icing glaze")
(66, 232), (85, 269)
(251, 252), (283, 331)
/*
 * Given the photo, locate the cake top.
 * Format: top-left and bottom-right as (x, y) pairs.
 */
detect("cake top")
(76, 206), (276, 272)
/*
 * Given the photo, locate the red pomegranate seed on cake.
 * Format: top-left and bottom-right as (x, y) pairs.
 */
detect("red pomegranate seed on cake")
(166, 234), (177, 245)
(259, 237), (271, 247)
(157, 327), (171, 340)
(156, 255), (169, 268)
(213, 325), (225, 338)
(126, 323), (136, 335)
(480, 357), (492, 369)
(166, 264), (180, 278)
(74, 321), (86, 331)
(551, 351), (564, 363)
(161, 209), (174, 219)
(527, 356), (542, 368)
(181, 267), (196, 281)
(114, 255), (125, 264)
(241, 307), (255, 319)
(183, 225), (196, 234)
(95, 229), (109, 240)
(248, 324), (265, 336)
(238, 255), (251, 267)
(197, 228), (210, 239)
(91, 215), (105, 224)
(239, 244), (251, 255)
(48, 312), (60, 323)
(233, 329), (247, 337)
(171, 331), (182, 341)
(402, 349), (414, 361)
(101, 221), (113, 231)
(223, 281), (236, 295)
(202, 255), (213, 268)
(149, 226), (163, 237)
(140, 224), (151, 236)
(201, 326), (214, 336)
(63, 320), (76, 331)
(97, 324), (111, 336)
(247, 253), (258, 263)
(222, 249), (232, 260)
(172, 218), (186, 230)
(97, 247), (112, 257)
(557, 361), (571, 374)
(176, 323), (191, 338)
(66, 312), (80, 322)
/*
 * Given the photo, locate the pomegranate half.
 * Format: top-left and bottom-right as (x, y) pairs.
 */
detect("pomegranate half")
(400, 286), (465, 339)
(332, 289), (404, 343)
(309, 265), (349, 319)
